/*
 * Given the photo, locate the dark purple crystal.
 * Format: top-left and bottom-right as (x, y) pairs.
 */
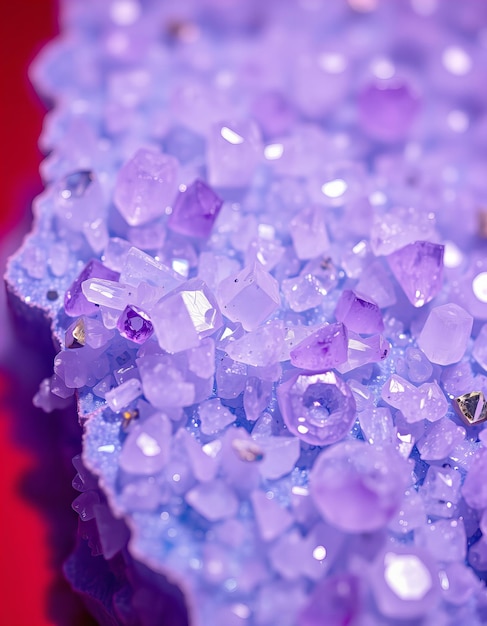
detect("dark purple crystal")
(64, 259), (119, 317)
(117, 304), (154, 344)
(168, 179), (223, 239)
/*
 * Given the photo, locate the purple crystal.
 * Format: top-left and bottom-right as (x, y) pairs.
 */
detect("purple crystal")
(198, 398), (235, 435)
(226, 321), (285, 367)
(290, 205), (330, 260)
(105, 378), (142, 413)
(152, 278), (222, 353)
(416, 418), (466, 462)
(281, 274), (327, 313)
(337, 332), (390, 374)
(277, 371), (356, 446)
(64, 259), (119, 317)
(334, 290), (384, 335)
(421, 465), (462, 518)
(387, 241), (444, 307)
(117, 304), (153, 344)
(138, 354), (195, 408)
(381, 375), (447, 424)
(217, 263), (280, 332)
(255, 435), (300, 480)
(119, 412), (171, 475)
(404, 347), (433, 383)
(358, 78), (420, 142)
(310, 440), (409, 533)
(243, 377), (273, 422)
(298, 574), (361, 626)
(289, 323), (348, 371)
(370, 546), (440, 620)
(415, 519), (466, 563)
(251, 490), (293, 542)
(113, 148), (179, 226)
(65, 316), (114, 350)
(186, 480), (239, 521)
(418, 303), (473, 365)
(168, 179), (223, 239)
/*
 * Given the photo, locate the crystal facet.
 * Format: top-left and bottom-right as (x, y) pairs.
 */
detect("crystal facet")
(418, 303), (473, 365)
(387, 241), (444, 307)
(168, 179), (223, 238)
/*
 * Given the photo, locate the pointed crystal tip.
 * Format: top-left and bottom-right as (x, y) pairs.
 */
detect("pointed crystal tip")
(453, 391), (487, 426)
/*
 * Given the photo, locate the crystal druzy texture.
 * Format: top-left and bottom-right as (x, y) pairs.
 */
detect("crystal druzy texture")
(6, 0), (487, 625)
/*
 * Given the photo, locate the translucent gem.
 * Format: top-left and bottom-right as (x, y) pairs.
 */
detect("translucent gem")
(337, 332), (390, 374)
(355, 260), (397, 308)
(168, 179), (223, 238)
(82, 278), (135, 310)
(152, 279), (222, 353)
(277, 371), (356, 446)
(404, 347), (433, 383)
(310, 440), (409, 532)
(105, 378), (142, 413)
(371, 548), (439, 620)
(113, 148), (179, 226)
(334, 290), (384, 335)
(119, 413), (171, 475)
(415, 519), (466, 563)
(359, 407), (394, 445)
(418, 303), (473, 365)
(138, 354), (195, 408)
(251, 491), (293, 542)
(254, 435), (300, 480)
(387, 241), (444, 307)
(217, 263), (280, 332)
(281, 274), (327, 313)
(243, 377), (273, 421)
(453, 392), (487, 428)
(207, 120), (262, 188)
(381, 375), (447, 423)
(119, 246), (183, 291)
(289, 323), (348, 371)
(185, 480), (239, 521)
(416, 418), (466, 461)
(226, 321), (285, 367)
(290, 205), (329, 260)
(64, 259), (119, 317)
(198, 398), (235, 435)
(421, 465), (462, 518)
(117, 304), (153, 344)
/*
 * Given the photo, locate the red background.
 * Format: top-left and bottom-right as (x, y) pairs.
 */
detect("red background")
(0, 3), (92, 625)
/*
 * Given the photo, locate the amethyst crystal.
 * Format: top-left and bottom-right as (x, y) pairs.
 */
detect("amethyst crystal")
(117, 304), (154, 344)
(114, 148), (179, 226)
(387, 241), (444, 307)
(277, 371), (356, 446)
(418, 303), (473, 365)
(334, 290), (384, 334)
(289, 323), (348, 371)
(168, 179), (223, 239)
(64, 259), (119, 317)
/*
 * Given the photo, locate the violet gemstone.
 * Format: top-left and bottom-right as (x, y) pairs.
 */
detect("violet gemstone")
(290, 205), (330, 260)
(277, 370), (356, 446)
(310, 440), (409, 533)
(290, 323), (348, 371)
(64, 259), (119, 317)
(168, 179), (223, 239)
(358, 78), (420, 143)
(117, 304), (154, 344)
(217, 263), (280, 332)
(334, 290), (384, 334)
(370, 546), (440, 620)
(152, 278), (223, 353)
(119, 412), (172, 475)
(387, 241), (444, 307)
(113, 148), (179, 226)
(418, 303), (473, 365)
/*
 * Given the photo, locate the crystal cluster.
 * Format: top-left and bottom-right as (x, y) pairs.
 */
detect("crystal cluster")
(6, 0), (487, 625)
